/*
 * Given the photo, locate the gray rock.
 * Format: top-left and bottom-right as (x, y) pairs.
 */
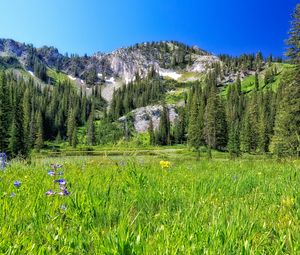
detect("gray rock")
(119, 105), (178, 133)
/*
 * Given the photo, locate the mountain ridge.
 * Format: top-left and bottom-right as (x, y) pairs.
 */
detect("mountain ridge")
(0, 38), (220, 84)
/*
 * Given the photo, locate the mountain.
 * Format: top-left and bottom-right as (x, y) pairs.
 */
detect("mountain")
(0, 39), (220, 85)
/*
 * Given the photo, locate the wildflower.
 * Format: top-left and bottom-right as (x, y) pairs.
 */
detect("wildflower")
(45, 190), (55, 196)
(48, 171), (55, 176)
(160, 160), (171, 169)
(61, 204), (67, 211)
(10, 192), (16, 198)
(58, 189), (69, 196)
(281, 197), (295, 208)
(14, 181), (21, 188)
(63, 189), (69, 196)
(55, 179), (66, 186)
(46, 164), (70, 198)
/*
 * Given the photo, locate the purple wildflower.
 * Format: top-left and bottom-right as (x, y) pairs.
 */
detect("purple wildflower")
(63, 189), (69, 196)
(45, 190), (55, 196)
(14, 181), (21, 188)
(55, 179), (66, 186)
(48, 171), (55, 176)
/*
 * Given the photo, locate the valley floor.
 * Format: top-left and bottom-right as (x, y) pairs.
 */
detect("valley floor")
(0, 152), (300, 254)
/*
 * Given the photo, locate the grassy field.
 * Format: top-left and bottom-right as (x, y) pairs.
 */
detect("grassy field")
(1, 152), (300, 254)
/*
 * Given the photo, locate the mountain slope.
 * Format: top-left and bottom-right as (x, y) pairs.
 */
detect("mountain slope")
(0, 39), (220, 85)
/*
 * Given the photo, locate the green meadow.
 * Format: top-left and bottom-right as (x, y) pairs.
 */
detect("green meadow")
(1, 151), (300, 254)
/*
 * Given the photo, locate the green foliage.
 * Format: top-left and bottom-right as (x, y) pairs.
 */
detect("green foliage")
(97, 119), (124, 145)
(0, 56), (22, 70)
(86, 107), (96, 146)
(110, 76), (165, 119)
(286, 4), (300, 64)
(35, 110), (44, 151)
(155, 104), (171, 146)
(270, 68), (300, 157)
(1, 156), (300, 253)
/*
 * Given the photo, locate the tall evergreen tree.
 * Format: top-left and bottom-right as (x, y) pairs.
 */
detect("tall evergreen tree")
(23, 88), (31, 150)
(0, 71), (10, 152)
(86, 105), (96, 146)
(157, 104), (170, 145)
(9, 89), (26, 157)
(188, 90), (203, 159)
(35, 110), (44, 151)
(148, 115), (155, 146)
(271, 4), (300, 157)
(286, 4), (300, 64)
(67, 109), (77, 146)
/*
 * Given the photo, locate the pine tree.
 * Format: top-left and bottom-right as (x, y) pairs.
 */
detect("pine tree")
(255, 71), (259, 91)
(86, 105), (95, 146)
(148, 115), (155, 146)
(0, 71), (10, 152)
(35, 110), (44, 151)
(286, 4), (300, 64)
(71, 126), (78, 148)
(188, 91), (203, 159)
(174, 107), (186, 144)
(226, 84), (242, 157)
(204, 85), (227, 158)
(23, 88), (31, 150)
(67, 109), (77, 146)
(271, 4), (300, 157)
(270, 70), (300, 157)
(236, 73), (241, 95)
(157, 104), (170, 145)
(9, 89), (26, 157)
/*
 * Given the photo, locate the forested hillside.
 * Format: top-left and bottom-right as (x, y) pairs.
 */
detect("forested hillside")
(0, 4), (299, 159)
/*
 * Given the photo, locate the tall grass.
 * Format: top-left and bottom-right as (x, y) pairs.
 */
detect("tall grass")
(0, 156), (299, 254)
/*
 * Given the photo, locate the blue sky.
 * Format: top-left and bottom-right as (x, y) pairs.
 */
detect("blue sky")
(0, 0), (298, 57)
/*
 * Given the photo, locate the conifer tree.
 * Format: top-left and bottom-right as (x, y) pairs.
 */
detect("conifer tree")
(236, 73), (241, 95)
(157, 104), (170, 145)
(35, 110), (44, 151)
(226, 84), (242, 157)
(286, 4), (300, 64)
(255, 71), (259, 91)
(86, 105), (96, 146)
(188, 91), (203, 159)
(204, 84), (227, 157)
(23, 88), (31, 150)
(9, 90), (26, 157)
(67, 109), (77, 146)
(148, 115), (155, 146)
(174, 107), (186, 144)
(271, 4), (300, 157)
(0, 71), (10, 152)
(71, 126), (78, 148)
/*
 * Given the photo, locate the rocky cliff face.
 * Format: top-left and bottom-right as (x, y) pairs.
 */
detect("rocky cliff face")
(0, 39), (221, 83)
(119, 105), (178, 133)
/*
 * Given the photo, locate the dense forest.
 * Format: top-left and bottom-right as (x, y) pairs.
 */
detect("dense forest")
(0, 4), (299, 159)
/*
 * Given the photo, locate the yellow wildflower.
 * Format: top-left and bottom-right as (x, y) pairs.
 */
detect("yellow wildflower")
(160, 160), (170, 169)
(281, 197), (295, 208)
